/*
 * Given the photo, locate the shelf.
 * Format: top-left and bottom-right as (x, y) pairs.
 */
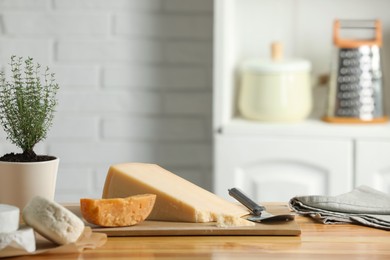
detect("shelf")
(213, 0), (390, 134)
(221, 118), (390, 139)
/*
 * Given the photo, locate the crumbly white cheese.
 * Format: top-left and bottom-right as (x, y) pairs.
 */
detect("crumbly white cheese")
(0, 226), (36, 252)
(216, 214), (255, 228)
(0, 204), (19, 233)
(22, 196), (85, 245)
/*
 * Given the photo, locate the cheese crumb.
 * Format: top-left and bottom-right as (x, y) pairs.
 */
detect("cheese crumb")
(216, 214), (255, 228)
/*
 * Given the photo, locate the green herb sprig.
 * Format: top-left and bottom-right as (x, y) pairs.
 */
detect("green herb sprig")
(0, 56), (59, 159)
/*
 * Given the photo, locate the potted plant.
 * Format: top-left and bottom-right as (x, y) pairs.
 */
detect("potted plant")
(0, 55), (60, 210)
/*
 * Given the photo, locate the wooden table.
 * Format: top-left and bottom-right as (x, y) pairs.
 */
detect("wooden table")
(13, 215), (390, 259)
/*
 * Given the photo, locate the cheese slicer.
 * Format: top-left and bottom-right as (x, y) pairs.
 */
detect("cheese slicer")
(228, 188), (295, 222)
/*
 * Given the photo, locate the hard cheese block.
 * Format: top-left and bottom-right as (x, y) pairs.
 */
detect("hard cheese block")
(80, 194), (156, 227)
(102, 163), (249, 223)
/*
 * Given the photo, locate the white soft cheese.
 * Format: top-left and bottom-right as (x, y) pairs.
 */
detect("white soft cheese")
(22, 196), (84, 245)
(0, 226), (36, 252)
(0, 204), (19, 233)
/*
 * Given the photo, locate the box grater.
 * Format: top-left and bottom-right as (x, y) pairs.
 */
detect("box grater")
(324, 19), (387, 123)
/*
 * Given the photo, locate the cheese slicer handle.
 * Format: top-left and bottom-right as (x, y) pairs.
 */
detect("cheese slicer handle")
(228, 188), (265, 216)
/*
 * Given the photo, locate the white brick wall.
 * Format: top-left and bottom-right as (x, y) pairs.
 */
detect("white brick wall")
(0, 0), (214, 202)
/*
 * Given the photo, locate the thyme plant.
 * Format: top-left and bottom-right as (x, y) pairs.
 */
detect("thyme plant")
(0, 56), (59, 160)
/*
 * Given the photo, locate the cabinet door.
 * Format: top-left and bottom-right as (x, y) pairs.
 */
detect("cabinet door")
(214, 135), (353, 202)
(356, 141), (390, 193)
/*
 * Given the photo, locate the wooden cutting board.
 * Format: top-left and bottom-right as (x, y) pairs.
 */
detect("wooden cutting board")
(66, 204), (300, 236)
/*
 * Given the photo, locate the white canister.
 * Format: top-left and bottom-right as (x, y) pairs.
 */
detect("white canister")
(238, 47), (312, 122)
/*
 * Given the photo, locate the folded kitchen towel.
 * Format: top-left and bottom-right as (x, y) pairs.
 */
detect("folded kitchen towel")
(289, 185), (390, 230)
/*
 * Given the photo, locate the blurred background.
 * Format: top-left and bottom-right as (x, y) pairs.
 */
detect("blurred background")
(2, 0), (390, 203)
(0, 0), (214, 202)
(213, 0), (390, 202)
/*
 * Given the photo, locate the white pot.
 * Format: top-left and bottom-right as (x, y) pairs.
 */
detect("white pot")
(238, 42), (313, 122)
(239, 58), (312, 122)
(0, 158), (59, 210)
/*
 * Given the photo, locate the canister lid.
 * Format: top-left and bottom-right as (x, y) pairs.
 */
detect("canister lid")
(241, 42), (311, 73)
(241, 58), (311, 73)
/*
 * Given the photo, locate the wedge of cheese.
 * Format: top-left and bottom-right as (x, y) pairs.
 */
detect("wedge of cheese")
(102, 163), (249, 223)
(80, 194), (156, 227)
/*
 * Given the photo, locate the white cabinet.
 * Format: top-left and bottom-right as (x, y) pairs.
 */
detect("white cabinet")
(356, 141), (390, 193)
(213, 0), (390, 201)
(215, 135), (353, 202)
(213, 120), (390, 201)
